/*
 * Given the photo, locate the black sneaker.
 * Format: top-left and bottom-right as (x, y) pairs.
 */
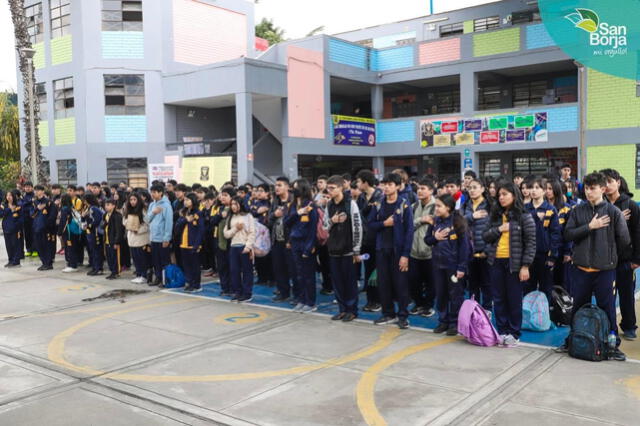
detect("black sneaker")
(609, 348), (627, 361)
(398, 318), (410, 329)
(184, 286), (193, 292)
(409, 306), (425, 315)
(421, 308), (436, 318)
(272, 296), (289, 303)
(87, 270), (98, 276)
(231, 294), (240, 301)
(319, 289), (333, 296)
(370, 303), (382, 312)
(331, 312), (346, 321)
(106, 273), (118, 280)
(554, 344), (569, 353)
(433, 323), (448, 334)
(37, 265), (46, 271)
(446, 326), (458, 336)
(374, 316), (397, 325)
(238, 296), (252, 303)
(342, 313), (357, 322)
(622, 329), (637, 340)
(42, 265), (53, 271)
(3, 263), (11, 268)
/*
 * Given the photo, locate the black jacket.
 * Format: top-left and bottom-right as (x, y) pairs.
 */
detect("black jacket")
(483, 209), (536, 273)
(461, 197), (491, 255)
(564, 200), (630, 271)
(607, 193), (640, 264)
(103, 210), (124, 246)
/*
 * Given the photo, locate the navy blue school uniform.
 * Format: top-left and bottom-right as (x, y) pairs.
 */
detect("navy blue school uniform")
(211, 205), (232, 293)
(268, 195), (299, 301)
(57, 206), (81, 268)
(554, 203), (574, 293)
(462, 197), (492, 310)
(0, 202), (25, 266)
(524, 201), (561, 301)
(22, 191), (35, 253)
(103, 210), (124, 275)
(368, 197), (414, 321)
(84, 206), (105, 273)
(285, 202), (318, 307)
(32, 196), (58, 268)
(178, 210), (205, 290)
(358, 188), (384, 307)
(425, 215), (471, 329)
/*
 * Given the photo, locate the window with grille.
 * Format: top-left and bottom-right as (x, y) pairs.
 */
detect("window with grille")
(53, 77), (74, 119)
(104, 74), (145, 116)
(106, 158), (148, 188)
(511, 9), (541, 25)
(439, 22), (464, 37)
(480, 157), (502, 178)
(474, 16), (500, 32)
(512, 80), (548, 107)
(477, 86), (502, 110)
(25, 3), (44, 44)
(56, 159), (77, 186)
(102, 0), (143, 31)
(36, 82), (47, 121)
(42, 161), (51, 178)
(50, 0), (71, 39)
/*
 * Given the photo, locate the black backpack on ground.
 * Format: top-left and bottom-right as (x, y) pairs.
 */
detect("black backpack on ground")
(550, 285), (573, 326)
(567, 304), (610, 362)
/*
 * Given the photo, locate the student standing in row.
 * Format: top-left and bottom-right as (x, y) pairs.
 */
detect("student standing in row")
(32, 185), (57, 271)
(224, 196), (256, 301)
(368, 173), (414, 329)
(103, 199), (124, 280)
(0, 190), (24, 268)
(124, 193), (152, 284)
(83, 194), (105, 276)
(179, 193), (205, 292)
(58, 194), (82, 273)
(146, 185), (174, 286)
(269, 177), (297, 303)
(212, 187), (234, 296)
(546, 179), (573, 292)
(22, 182), (35, 257)
(409, 178), (436, 317)
(483, 183), (536, 347)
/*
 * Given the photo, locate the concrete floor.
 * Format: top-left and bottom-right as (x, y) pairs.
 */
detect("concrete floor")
(0, 244), (639, 425)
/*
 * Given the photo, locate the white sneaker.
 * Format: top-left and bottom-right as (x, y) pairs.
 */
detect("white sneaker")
(503, 334), (519, 348)
(292, 303), (305, 313)
(62, 267), (78, 273)
(301, 305), (317, 313)
(498, 334), (508, 346)
(131, 277), (145, 284)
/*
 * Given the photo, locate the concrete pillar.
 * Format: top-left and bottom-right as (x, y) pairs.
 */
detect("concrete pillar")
(371, 85), (384, 120)
(235, 92), (254, 184)
(373, 157), (385, 180)
(460, 70), (477, 116)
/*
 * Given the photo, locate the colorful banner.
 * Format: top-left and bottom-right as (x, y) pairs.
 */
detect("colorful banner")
(148, 164), (176, 183)
(332, 115), (376, 147)
(182, 156), (232, 190)
(420, 112), (548, 148)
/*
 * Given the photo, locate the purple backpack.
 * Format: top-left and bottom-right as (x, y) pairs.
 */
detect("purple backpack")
(458, 297), (500, 347)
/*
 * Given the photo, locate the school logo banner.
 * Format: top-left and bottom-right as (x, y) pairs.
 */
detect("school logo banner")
(332, 115), (376, 147)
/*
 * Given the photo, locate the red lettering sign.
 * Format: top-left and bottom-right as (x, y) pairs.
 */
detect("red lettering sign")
(480, 131), (500, 144)
(440, 122), (459, 133)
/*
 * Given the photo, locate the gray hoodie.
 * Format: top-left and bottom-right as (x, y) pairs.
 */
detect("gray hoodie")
(410, 197), (436, 259)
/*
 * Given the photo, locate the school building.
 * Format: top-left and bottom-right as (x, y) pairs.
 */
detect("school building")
(18, 0), (640, 192)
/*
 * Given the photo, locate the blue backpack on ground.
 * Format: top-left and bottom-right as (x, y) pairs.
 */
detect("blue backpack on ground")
(567, 304), (610, 362)
(521, 291), (551, 331)
(164, 264), (185, 288)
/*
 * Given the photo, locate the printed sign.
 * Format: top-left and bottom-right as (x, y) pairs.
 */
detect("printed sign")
(420, 112), (548, 148)
(148, 164), (176, 183)
(332, 115), (376, 147)
(182, 157), (232, 190)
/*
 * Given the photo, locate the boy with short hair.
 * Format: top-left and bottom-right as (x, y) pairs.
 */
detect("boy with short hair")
(409, 178), (436, 317)
(268, 177), (298, 302)
(103, 199), (124, 280)
(146, 185), (174, 286)
(32, 185), (57, 270)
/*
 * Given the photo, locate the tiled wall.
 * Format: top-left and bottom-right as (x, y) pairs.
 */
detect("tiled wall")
(418, 38), (461, 65)
(526, 106), (578, 132)
(370, 46), (414, 72)
(38, 121), (49, 147)
(54, 117), (75, 145)
(102, 32), (144, 59)
(328, 38), (369, 69)
(287, 46), (325, 139)
(526, 24), (555, 50)
(173, 0), (247, 66)
(587, 68), (640, 130)
(33, 42), (45, 69)
(104, 116), (147, 143)
(377, 120), (416, 143)
(588, 144), (638, 193)
(51, 35), (72, 65)
(473, 28), (520, 57)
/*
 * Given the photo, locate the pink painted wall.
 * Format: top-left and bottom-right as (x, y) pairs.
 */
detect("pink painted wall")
(287, 46), (325, 139)
(173, 0), (247, 66)
(419, 38), (461, 65)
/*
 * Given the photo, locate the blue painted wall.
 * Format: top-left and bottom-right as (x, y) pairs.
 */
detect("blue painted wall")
(105, 116), (147, 143)
(328, 39), (368, 69)
(102, 31), (144, 59)
(526, 106), (578, 132)
(377, 120), (415, 143)
(370, 46), (414, 72)
(526, 24), (555, 50)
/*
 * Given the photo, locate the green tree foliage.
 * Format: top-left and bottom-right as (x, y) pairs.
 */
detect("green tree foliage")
(0, 92), (20, 161)
(0, 160), (20, 192)
(255, 18), (285, 45)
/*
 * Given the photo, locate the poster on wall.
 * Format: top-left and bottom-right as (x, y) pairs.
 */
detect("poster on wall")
(332, 115), (376, 147)
(182, 156), (232, 190)
(148, 164), (176, 183)
(420, 112), (548, 148)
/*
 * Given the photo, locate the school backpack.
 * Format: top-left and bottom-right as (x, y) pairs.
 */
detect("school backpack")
(163, 264), (185, 289)
(567, 304), (610, 362)
(457, 296), (500, 347)
(316, 207), (329, 246)
(521, 291), (551, 332)
(67, 213), (82, 236)
(550, 285), (573, 326)
(253, 221), (271, 257)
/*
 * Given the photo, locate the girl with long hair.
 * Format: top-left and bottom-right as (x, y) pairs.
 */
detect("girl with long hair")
(124, 193), (152, 284)
(224, 196), (256, 302)
(57, 194), (82, 272)
(0, 190), (24, 267)
(178, 193), (205, 292)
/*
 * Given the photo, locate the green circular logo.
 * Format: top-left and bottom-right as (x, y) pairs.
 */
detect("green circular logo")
(539, 0), (640, 80)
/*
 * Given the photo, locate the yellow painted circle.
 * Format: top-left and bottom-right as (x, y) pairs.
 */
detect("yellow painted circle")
(58, 283), (103, 293)
(214, 312), (269, 324)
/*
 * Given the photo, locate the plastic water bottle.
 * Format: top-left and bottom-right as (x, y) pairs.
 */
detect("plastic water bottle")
(608, 332), (617, 351)
(360, 254), (370, 261)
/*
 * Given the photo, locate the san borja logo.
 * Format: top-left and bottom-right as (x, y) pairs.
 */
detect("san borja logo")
(565, 9), (628, 54)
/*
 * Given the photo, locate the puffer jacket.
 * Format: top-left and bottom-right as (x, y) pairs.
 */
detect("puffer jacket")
(483, 209), (536, 273)
(564, 200), (630, 271)
(461, 197), (490, 255)
(411, 198), (435, 259)
(424, 214), (471, 273)
(608, 193), (640, 264)
(123, 211), (150, 248)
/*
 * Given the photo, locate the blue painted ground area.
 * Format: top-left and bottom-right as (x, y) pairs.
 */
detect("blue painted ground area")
(169, 280), (572, 348)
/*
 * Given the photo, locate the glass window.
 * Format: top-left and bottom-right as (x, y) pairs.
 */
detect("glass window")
(25, 3), (44, 44)
(36, 82), (47, 121)
(50, 0), (71, 39)
(53, 77), (74, 119)
(42, 160), (51, 178)
(56, 159), (77, 186)
(395, 38), (416, 46)
(439, 22), (464, 37)
(106, 158), (148, 187)
(101, 0), (143, 31)
(512, 9), (541, 25)
(104, 74), (145, 115)
(474, 16), (500, 32)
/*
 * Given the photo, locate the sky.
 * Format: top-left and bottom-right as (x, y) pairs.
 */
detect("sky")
(0, 0), (498, 91)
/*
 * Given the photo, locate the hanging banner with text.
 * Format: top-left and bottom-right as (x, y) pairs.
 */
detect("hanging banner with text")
(332, 115), (376, 147)
(420, 112), (548, 148)
(182, 156), (232, 190)
(148, 164), (176, 183)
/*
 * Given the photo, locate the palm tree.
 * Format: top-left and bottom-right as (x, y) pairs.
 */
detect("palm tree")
(306, 26), (325, 37)
(0, 92), (20, 160)
(8, 0), (47, 184)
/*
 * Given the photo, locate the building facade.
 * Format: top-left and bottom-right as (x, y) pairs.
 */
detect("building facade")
(18, 0), (640, 192)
